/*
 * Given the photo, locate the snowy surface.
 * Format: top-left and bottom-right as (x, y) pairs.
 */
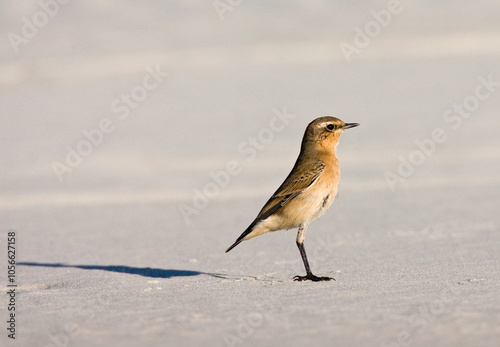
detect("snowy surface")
(1, 1), (500, 346)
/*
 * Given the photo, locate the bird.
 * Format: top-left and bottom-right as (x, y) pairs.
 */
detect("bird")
(225, 116), (359, 281)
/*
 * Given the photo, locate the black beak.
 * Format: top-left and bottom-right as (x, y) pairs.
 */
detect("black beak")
(343, 123), (359, 129)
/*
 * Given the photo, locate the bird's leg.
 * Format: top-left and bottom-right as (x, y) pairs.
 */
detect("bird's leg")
(293, 224), (335, 282)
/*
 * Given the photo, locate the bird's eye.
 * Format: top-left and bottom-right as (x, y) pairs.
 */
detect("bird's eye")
(326, 124), (335, 131)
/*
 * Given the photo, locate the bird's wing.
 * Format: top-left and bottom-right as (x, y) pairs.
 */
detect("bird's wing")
(225, 159), (325, 253)
(257, 159), (325, 217)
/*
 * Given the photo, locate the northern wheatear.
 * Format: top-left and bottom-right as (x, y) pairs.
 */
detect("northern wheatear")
(225, 117), (359, 281)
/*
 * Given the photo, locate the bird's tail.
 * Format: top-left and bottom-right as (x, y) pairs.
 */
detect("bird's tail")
(225, 220), (259, 253)
(225, 198), (283, 253)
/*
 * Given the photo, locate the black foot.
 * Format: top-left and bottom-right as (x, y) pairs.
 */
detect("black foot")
(293, 274), (335, 282)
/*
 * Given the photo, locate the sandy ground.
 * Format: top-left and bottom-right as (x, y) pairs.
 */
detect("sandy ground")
(1, 1), (500, 346)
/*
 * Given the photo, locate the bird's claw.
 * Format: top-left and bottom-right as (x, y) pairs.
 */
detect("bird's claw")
(293, 274), (335, 282)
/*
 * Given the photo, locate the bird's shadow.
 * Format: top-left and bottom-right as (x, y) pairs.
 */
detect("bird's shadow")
(18, 262), (227, 279)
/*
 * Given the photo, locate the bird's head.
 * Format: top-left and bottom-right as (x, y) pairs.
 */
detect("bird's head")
(302, 116), (359, 153)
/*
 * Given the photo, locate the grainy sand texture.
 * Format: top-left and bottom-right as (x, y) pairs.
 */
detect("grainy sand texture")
(1, 1), (500, 346)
